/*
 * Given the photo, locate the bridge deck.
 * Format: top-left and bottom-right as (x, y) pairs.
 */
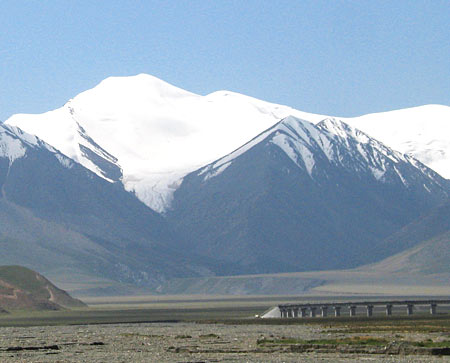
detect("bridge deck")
(279, 299), (450, 308)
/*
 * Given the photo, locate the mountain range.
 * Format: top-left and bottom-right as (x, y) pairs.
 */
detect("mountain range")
(1, 74), (449, 295)
(7, 74), (450, 212)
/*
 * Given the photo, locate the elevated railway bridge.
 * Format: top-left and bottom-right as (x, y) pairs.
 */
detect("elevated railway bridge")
(276, 299), (450, 318)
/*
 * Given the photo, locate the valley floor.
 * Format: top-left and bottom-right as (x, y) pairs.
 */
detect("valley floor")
(1, 319), (450, 362)
(0, 296), (449, 362)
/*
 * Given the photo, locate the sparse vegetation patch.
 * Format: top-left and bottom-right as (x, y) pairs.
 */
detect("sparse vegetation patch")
(257, 336), (389, 346)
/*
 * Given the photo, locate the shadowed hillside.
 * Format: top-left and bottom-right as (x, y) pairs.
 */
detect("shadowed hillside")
(367, 201), (450, 261)
(363, 230), (450, 275)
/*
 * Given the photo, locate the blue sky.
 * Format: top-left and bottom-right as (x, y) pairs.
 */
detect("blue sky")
(1, 1), (449, 121)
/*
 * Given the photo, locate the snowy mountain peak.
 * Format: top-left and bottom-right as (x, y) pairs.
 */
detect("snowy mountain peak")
(5, 74), (323, 212)
(77, 73), (199, 106)
(318, 117), (365, 141)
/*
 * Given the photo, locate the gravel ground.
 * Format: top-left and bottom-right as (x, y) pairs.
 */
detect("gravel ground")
(0, 322), (449, 362)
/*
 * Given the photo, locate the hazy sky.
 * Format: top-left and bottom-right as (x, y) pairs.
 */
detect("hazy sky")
(1, 1), (449, 121)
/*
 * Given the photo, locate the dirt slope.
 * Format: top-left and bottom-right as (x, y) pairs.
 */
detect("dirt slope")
(0, 265), (86, 311)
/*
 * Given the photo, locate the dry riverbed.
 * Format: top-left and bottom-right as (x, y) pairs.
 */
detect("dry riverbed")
(1, 320), (449, 362)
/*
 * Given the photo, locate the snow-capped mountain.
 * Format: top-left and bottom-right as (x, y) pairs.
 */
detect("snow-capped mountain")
(5, 75), (449, 213)
(2, 74), (450, 290)
(341, 105), (450, 179)
(199, 115), (447, 188)
(166, 116), (449, 273)
(5, 74), (325, 212)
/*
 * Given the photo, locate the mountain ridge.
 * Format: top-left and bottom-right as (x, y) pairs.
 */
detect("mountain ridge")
(166, 116), (449, 274)
(6, 74), (449, 213)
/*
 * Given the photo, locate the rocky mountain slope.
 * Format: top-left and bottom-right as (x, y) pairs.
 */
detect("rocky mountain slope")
(166, 116), (449, 273)
(362, 201), (450, 275)
(365, 231), (450, 276)
(0, 265), (85, 311)
(0, 123), (222, 291)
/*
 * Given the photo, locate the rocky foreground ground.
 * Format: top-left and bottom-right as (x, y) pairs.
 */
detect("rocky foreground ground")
(0, 321), (449, 362)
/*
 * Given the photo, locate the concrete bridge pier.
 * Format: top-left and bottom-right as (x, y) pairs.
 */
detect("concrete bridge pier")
(334, 306), (341, 317)
(300, 308), (308, 318)
(430, 303), (437, 315)
(386, 304), (393, 316)
(366, 305), (374, 317)
(310, 307), (317, 318)
(349, 305), (357, 317)
(407, 304), (414, 316)
(280, 309), (287, 318)
(321, 306), (328, 317)
(293, 308), (299, 318)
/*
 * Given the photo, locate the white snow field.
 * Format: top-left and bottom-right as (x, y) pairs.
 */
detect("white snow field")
(341, 104), (450, 180)
(5, 74), (450, 212)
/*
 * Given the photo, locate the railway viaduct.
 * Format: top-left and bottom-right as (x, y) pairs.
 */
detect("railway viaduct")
(273, 299), (450, 318)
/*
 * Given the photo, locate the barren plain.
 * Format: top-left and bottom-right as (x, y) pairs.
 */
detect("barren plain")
(0, 296), (449, 362)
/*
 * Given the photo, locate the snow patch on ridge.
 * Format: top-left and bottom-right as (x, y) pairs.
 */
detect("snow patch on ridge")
(0, 132), (26, 164)
(202, 162), (232, 181)
(55, 154), (73, 169)
(369, 166), (385, 181)
(271, 133), (315, 176)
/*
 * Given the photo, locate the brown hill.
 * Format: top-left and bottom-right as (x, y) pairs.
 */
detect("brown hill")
(0, 265), (86, 311)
